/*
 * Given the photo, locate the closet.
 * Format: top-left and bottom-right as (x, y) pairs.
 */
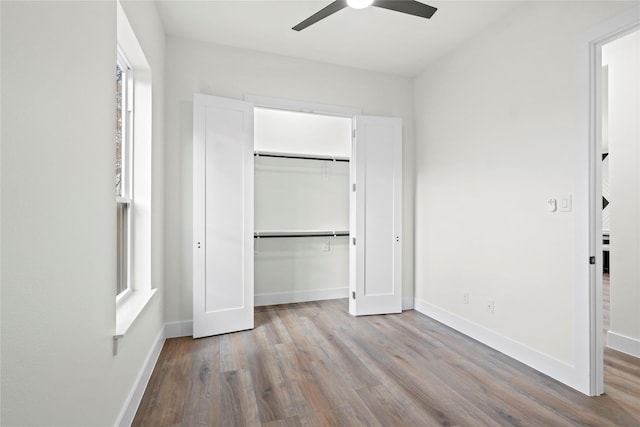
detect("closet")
(193, 94), (403, 338)
(253, 107), (351, 306)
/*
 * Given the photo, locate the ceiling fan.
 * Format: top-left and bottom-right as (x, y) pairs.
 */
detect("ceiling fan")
(292, 0), (437, 31)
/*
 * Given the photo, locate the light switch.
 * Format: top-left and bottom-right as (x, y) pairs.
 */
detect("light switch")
(558, 194), (572, 212)
(548, 194), (572, 213)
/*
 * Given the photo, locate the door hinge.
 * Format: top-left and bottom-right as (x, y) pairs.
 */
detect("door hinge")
(352, 237), (356, 245)
(352, 291), (356, 300)
(352, 183), (356, 192)
(352, 129), (356, 138)
(589, 256), (596, 265)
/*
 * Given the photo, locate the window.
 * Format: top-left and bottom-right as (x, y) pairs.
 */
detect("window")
(114, 0), (156, 340)
(116, 49), (133, 299)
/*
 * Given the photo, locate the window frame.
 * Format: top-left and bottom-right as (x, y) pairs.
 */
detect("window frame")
(116, 47), (134, 302)
(114, 0), (157, 344)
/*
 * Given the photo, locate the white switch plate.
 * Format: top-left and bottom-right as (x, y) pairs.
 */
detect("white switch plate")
(558, 194), (572, 212)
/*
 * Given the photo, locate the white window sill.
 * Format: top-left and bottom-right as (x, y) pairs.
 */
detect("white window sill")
(115, 288), (157, 337)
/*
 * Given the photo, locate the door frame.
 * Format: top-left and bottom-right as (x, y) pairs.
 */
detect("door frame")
(248, 95), (359, 308)
(247, 94), (364, 304)
(246, 96), (404, 316)
(576, 5), (640, 396)
(245, 95), (361, 118)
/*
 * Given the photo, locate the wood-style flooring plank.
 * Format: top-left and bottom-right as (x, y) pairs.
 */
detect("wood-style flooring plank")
(180, 337), (221, 427)
(133, 299), (640, 427)
(220, 369), (261, 426)
(133, 337), (191, 426)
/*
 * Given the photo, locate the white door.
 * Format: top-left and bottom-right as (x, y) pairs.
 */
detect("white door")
(350, 115), (403, 316)
(193, 94), (254, 338)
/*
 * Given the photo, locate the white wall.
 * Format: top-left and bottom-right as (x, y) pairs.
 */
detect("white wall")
(255, 158), (349, 232)
(254, 235), (350, 300)
(164, 36), (416, 322)
(414, 1), (636, 391)
(254, 108), (351, 158)
(254, 108), (351, 233)
(605, 30), (640, 355)
(0, 1), (165, 425)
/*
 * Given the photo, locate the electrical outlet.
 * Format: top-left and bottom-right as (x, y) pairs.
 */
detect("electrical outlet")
(486, 299), (495, 314)
(463, 292), (469, 304)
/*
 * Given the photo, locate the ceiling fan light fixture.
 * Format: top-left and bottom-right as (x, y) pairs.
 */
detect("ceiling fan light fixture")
(292, 0), (437, 31)
(347, 0), (374, 10)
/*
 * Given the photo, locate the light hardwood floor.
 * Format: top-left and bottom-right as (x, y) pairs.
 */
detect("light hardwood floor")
(133, 297), (640, 426)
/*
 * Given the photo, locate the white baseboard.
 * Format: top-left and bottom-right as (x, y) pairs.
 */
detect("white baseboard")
(402, 296), (414, 311)
(115, 329), (165, 427)
(607, 331), (640, 357)
(255, 287), (348, 306)
(413, 298), (576, 390)
(165, 320), (193, 338)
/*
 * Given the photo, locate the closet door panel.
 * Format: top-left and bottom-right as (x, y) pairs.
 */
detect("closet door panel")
(204, 107), (246, 312)
(193, 94), (254, 338)
(351, 115), (402, 316)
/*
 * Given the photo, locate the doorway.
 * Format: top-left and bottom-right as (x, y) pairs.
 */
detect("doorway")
(253, 107), (352, 308)
(252, 105), (404, 316)
(584, 10), (640, 395)
(599, 29), (640, 353)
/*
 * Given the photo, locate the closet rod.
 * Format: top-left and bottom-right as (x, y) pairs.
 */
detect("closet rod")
(254, 151), (349, 163)
(254, 231), (349, 239)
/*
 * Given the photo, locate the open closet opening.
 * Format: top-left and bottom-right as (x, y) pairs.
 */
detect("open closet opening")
(253, 107), (352, 307)
(193, 93), (403, 337)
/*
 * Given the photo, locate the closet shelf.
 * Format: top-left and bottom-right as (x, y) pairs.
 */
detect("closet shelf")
(254, 230), (349, 238)
(254, 151), (349, 163)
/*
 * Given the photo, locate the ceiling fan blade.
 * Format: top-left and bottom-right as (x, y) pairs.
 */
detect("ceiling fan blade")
(292, 1), (348, 31)
(373, 0), (437, 19)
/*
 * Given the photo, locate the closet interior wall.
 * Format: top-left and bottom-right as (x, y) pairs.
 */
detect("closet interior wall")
(254, 108), (351, 306)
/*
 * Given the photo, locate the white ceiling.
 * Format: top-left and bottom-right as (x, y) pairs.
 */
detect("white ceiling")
(156, 0), (522, 77)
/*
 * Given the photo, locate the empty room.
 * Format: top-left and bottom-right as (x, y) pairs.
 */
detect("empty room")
(2, 1), (640, 426)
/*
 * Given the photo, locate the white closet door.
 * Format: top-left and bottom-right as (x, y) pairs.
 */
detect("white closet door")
(350, 115), (402, 316)
(193, 94), (254, 338)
